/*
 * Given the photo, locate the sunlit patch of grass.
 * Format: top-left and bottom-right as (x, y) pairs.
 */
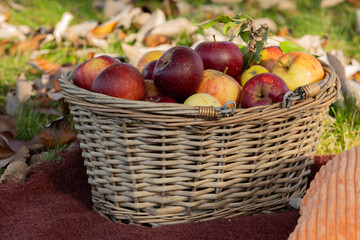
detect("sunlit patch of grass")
(8, 0), (104, 29)
(317, 98), (360, 155)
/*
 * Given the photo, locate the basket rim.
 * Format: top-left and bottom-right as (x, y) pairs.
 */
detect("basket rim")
(59, 60), (340, 124)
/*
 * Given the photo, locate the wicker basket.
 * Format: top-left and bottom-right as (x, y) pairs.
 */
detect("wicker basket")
(59, 60), (340, 227)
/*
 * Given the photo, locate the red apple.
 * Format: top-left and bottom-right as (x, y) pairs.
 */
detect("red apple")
(196, 69), (242, 108)
(153, 46), (204, 100)
(143, 79), (161, 98)
(142, 60), (157, 80)
(259, 46), (283, 72)
(73, 55), (118, 90)
(240, 73), (289, 108)
(91, 63), (145, 100)
(137, 50), (164, 74)
(143, 95), (177, 103)
(272, 51), (325, 92)
(194, 40), (243, 78)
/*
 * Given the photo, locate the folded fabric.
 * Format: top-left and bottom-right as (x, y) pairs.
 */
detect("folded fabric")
(0, 141), (333, 240)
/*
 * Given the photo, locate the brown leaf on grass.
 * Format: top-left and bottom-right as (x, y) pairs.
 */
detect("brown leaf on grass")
(0, 6), (10, 22)
(144, 34), (172, 47)
(53, 12), (73, 44)
(9, 34), (47, 55)
(0, 143), (29, 168)
(16, 72), (34, 102)
(0, 115), (17, 136)
(352, 71), (360, 85)
(28, 58), (61, 76)
(0, 160), (29, 184)
(0, 142), (14, 162)
(90, 20), (117, 39)
(0, 132), (43, 152)
(40, 117), (76, 149)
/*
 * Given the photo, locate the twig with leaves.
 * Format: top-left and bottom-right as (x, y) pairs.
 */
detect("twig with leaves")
(199, 13), (269, 72)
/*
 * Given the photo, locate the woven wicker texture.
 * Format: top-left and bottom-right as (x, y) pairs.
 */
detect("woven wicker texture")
(59, 61), (340, 227)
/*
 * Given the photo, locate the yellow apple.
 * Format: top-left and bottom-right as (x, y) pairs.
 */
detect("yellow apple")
(239, 65), (269, 86)
(136, 50), (164, 74)
(196, 69), (241, 108)
(272, 51), (325, 92)
(184, 93), (221, 107)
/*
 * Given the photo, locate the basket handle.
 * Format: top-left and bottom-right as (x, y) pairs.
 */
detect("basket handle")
(281, 61), (337, 109)
(198, 101), (236, 120)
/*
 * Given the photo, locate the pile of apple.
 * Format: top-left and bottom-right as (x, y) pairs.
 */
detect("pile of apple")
(71, 40), (325, 109)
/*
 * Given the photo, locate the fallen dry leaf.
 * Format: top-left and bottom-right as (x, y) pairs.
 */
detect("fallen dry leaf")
(40, 117), (76, 149)
(135, 9), (166, 46)
(16, 72), (34, 102)
(90, 20), (118, 39)
(9, 34), (47, 55)
(67, 20), (98, 47)
(53, 12), (73, 44)
(0, 7), (10, 22)
(0, 139), (29, 168)
(103, 0), (128, 18)
(162, 0), (180, 18)
(28, 58), (61, 75)
(144, 34), (172, 47)
(0, 160), (29, 184)
(0, 131), (43, 152)
(150, 17), (198, 37)
(277, 26), (292, 37)
(0, 115), (17, 136)
(0, 22), (30, 40)
(351, 71), (360, 85)
(5, 92), (20, 116)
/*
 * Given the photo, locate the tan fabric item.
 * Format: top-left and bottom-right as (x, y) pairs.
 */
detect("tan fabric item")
(289, 144), (360, 239)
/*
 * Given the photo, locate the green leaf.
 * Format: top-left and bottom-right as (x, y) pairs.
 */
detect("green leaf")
(198, 15), (233, 29)
(238, 45), (247, 55)
(223, 22), (236, 35)
(240, 31), (250, 43)
(280, 41), (307, 54)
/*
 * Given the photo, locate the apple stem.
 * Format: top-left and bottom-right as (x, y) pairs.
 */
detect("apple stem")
(213, 34), (216, 42)
(223, 67), (228, 75)
(278, 60), (289, 70)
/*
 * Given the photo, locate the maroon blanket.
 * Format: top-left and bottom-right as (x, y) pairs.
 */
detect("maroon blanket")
(0, 144), (333, 240)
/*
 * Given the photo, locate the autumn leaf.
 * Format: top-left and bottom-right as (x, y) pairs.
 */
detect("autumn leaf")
(9, 34), (47, 55)
(39, 117), (76, 149)
(28, 58), (62, 76)
(0, 160), (29, 184)
(90, 20), (118, 38)
(0, 115), (17, 136)
(144, 34), (172, 47)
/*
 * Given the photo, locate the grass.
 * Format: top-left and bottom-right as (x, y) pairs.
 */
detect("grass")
(0, 0), (359, 158)
(38, 144), (67, 163)
(13, 99), (61, 141)
(318, 98), (360, 155)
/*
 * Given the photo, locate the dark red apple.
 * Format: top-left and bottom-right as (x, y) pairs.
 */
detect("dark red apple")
(73, 55), (118, 90)
(194, 40), (243, 78)
(143, 95), (177, 103)
(91, 63), (145, 100)
(240, 73), (289, 108)
(153, 46), (204, 100)
(142, 60), (157, 80)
